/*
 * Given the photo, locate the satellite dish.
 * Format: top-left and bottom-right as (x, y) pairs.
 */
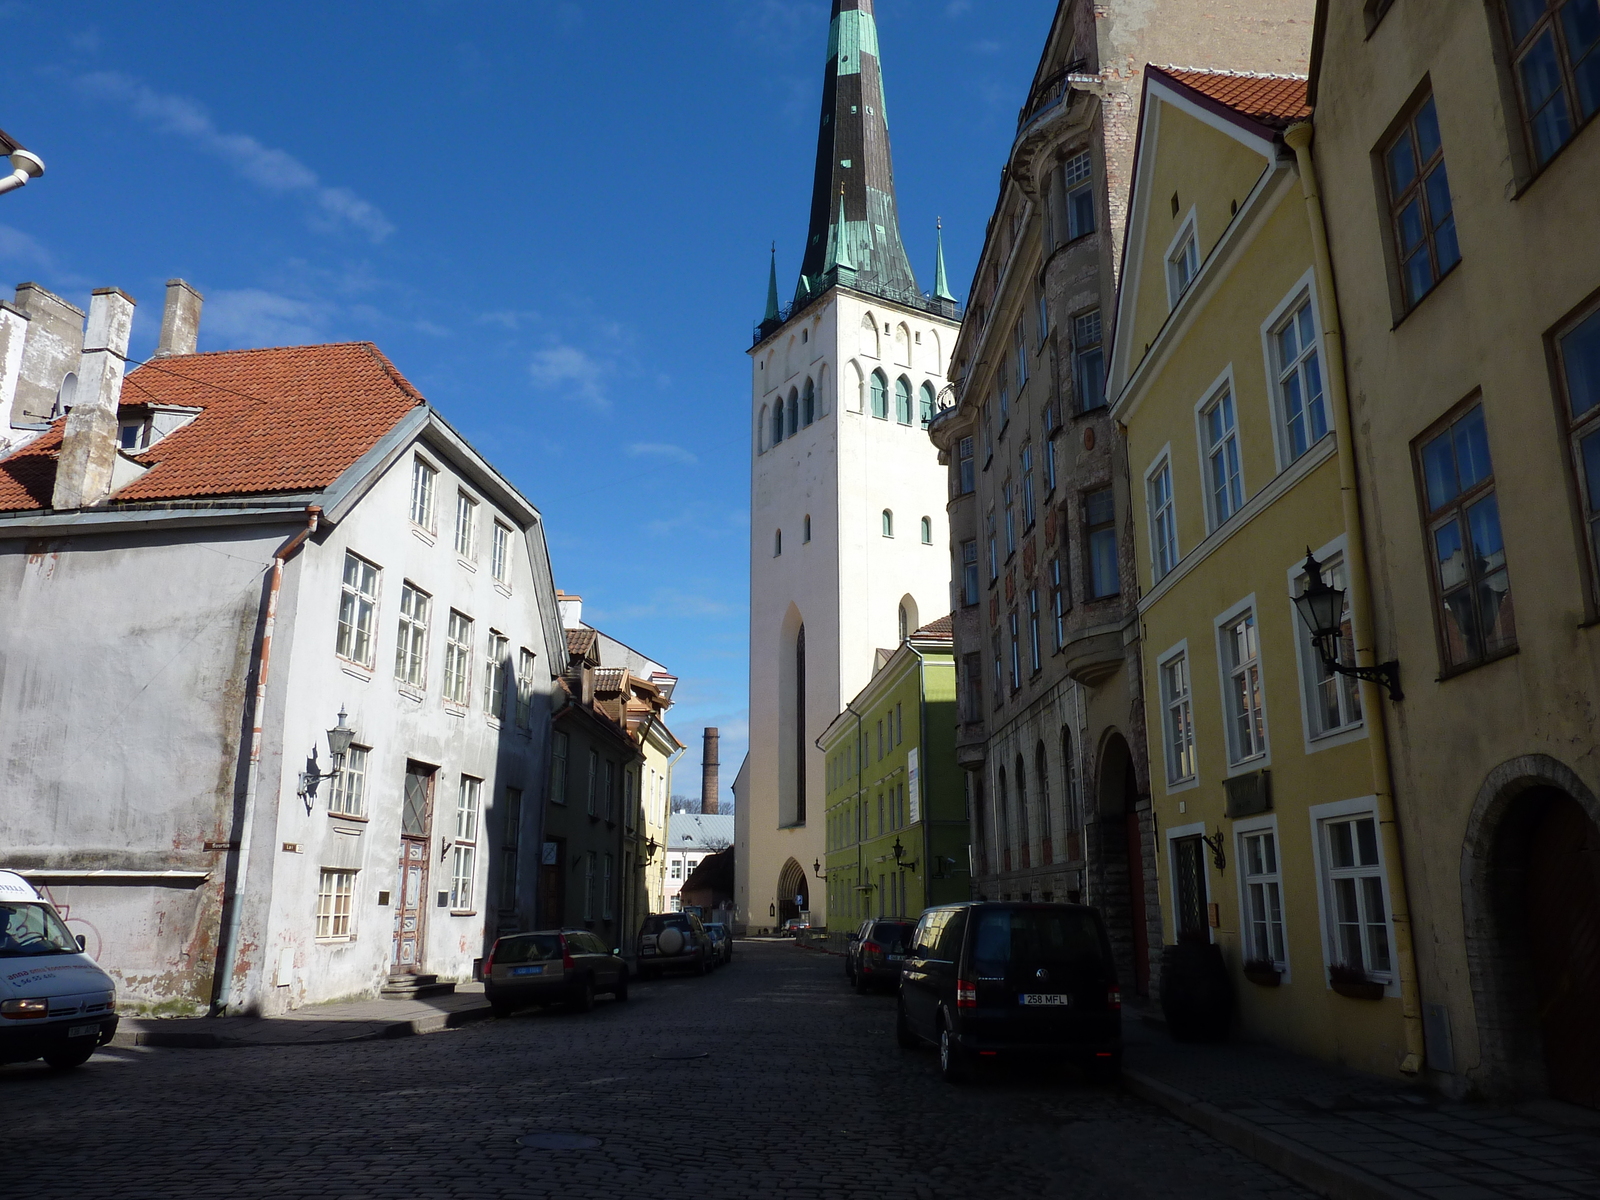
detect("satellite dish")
(54, 371), (77, 417)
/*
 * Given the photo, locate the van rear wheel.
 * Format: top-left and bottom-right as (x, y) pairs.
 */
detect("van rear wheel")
(938, 1018), (972, 1084)
(44, 1043), (96, 1069)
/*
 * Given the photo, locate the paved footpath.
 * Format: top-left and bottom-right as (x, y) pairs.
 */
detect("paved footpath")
(4, 939), (1311, 1200)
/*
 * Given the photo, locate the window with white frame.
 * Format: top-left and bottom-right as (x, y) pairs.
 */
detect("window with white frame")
(586, 748), (599, 815)
(1021, 444), (1037, 528)
(550, 729), (569, 803)
(1051, 558), (1067, 648)
(603, 854), (614, 919)
(1202, 389), (1245, 527)
(451, 776), (481, 909)
(329, 745), (369, 816)
(957, 436), (975, 495)
(395, 583), (430, 688)
(1013, 318), (1028, 387)
(1063, 150), (1095, 241)
(1159, 651), (1196, 785)
(961, 540), (980, 606)
(516, 648), (536, 728)
(881, 509), (894, 538)
(1293, 554), (1363, 738)
(1240, 827), (1286, 968)
(987, 510), (999, 581)
(410, 457), (436, 531)
(1168, 224), (1200, 305)
(1221, 608), (1267, 763)
(337, 552), (379, 667)
(1045, 434), (1058, 493)
(1028, 587), (1042, 674)
(1004, 483), (1017, 557)
(584, 851), (597, 920)
(484, 631), (509, 718)
(1148, 457), (1178, 582)
(455, 491), (478, 559)
(444, 610), (473, 706)
(1319, 812), (1393, 979)
(671, 858), (684, 881)
(315, 868), (356, 939)
(1009, 611), (1022, 691)
(1085, 487), (1120, 599)
(1275, 298), (1329, 462)
(491, 521), (512, 584)
(1073, 310), (1105, 412)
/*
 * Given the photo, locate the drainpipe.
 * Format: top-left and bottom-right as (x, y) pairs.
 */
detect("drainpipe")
(1284, 123), (1425, 1075)
(213, 506), (321, 1015)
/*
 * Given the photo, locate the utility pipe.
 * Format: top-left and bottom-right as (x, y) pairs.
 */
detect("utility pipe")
(1284, 123), (1425, 1075)
(213, 506), (320, 1015)
(0, 149), (44, 196)
(905, 642), (934, 910)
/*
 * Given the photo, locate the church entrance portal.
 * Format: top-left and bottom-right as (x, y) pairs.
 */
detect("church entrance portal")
(777, 858), (809, 927)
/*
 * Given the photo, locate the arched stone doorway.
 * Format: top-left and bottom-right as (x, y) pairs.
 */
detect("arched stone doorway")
(1096, 732), (1150, 997)
(1463, 755), (1600, 1107)
(777, 857), (809, 927)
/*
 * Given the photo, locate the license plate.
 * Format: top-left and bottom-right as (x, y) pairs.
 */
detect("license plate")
(1020, 994), (1070, 1006)
(887, 955), (904, 963)
(511, 966), (543, 976)
(68, 1023), (99, 1038)
(641, 948), (656, 956)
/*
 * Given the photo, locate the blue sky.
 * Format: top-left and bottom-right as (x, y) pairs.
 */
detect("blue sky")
(1, 0), (1055, 798)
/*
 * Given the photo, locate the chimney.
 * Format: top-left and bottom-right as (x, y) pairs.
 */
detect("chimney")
(10, 283), (84, 426)
(701, 727), (720, 815)
(52, 288), (136, 511)
(556, 590), (583, 628)
(0, 301), (29, 432)
(154, 279), (202, 357)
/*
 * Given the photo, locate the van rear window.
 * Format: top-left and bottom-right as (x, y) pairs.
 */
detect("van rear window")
(495, 934), (563, 964)
(971, 908), (1104, 971)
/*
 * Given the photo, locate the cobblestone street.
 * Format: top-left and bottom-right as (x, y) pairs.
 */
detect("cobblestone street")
(1, 940), (1310, 1200)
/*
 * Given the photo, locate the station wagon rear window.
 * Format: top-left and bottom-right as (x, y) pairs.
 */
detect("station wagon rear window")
(495, 934), (563, 964)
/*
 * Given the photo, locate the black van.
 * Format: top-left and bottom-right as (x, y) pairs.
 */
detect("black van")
(896, 902), (1122, 1083)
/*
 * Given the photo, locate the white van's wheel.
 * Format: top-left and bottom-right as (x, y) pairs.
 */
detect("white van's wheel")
(44, 1044), (96, 1069)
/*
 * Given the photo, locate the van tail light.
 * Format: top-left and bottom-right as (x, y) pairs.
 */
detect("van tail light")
(957, 980), (978, 1009)
(1107, 985), (1122, 1011)
(482, 946), (496, 979)
(561, 938), (575, 970)
(863, 941), (881, 957)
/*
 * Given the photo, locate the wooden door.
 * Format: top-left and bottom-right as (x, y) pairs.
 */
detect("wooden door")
(1524, 792), (1600, 1109)
(394, 763), (435, 974)
(539, 837), (565, 929)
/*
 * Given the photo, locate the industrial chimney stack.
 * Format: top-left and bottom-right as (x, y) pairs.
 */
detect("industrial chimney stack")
(701, 728), (719, 815)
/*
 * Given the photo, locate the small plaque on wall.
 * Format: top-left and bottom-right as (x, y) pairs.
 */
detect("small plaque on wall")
(1224, 770), (1271, 818)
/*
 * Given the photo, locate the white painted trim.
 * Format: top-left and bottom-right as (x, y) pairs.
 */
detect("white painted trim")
(1257, 267), (1327, 475)
(1193, 365), (1243, 536)
(1231, 812), (1291, 983)
(1163, 207), (1201, 312)
(1109, 95), (1163, 399)
(1164, 819), (1211, 944)
(1284, 535), (1369, 755)
(1143, 442), (1178, 590)
(1305, 795), (1400, 997)
(1154, 637), (1199, 794)
(1213, 593), (1272, 776)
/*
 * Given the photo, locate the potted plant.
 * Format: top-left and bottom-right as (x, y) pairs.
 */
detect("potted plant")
(1329, 962), (1384, 1000)
(1242, 958), (1281, 987)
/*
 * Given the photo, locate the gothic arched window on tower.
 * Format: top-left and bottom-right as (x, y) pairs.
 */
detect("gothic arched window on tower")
(882, 509), (894, 538)
(786, 389), (799, 438)
(775, 528), (782, 557)
(920, 382), (936, 429)
(803, 514), (812, 543)
(895, 377), (913, 425)
(898, 604), (909, 643)
(802, 378), (815, 427)
(772, 403), (785, 446)
(871, 371), (888, 419)
(921, 516), (933, 544)
(861, 313), (880, 359)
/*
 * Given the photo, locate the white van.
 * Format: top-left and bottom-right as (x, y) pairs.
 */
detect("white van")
(0, 870), (119, 1068)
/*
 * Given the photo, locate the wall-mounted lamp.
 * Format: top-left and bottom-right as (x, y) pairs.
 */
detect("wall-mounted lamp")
(296, 706), (356, 812)
(1292, 549), (1403, 701)
(892, 837), (917, 873)
(812, 859), (826, 879)
(1200, 826), (1227, 873)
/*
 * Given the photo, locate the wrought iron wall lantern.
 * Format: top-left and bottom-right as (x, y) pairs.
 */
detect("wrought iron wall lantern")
(296, 706), (356, 813)
(892, 837), (917, 873)
(1200, 826), (1227, 873)
(1291, 549), (1403, 701)
(812, 859), (826, 879)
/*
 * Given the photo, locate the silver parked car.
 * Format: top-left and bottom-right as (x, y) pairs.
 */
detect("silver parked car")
(483, 929), (628, 1015)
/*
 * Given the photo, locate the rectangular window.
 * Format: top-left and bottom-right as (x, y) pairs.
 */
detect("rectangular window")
(1240, 829), (1286, 967)
(992, 632), (1003, 706)
(454, 491), (478, 559)
(586, 749), (599, 815)
(444, 610), (473, 705)
(1320, 813), (1393, 979)
(1014, 319), (1029, 387)
(550, 730), (568, 803)
(1160, 652), (1196, 785)
(987, 511), (999, 581)
(484, 631), (509, 718)
(961, 540), (980, 606)
(1202, 389), (1245, 527)
(1021, 444), (1037, 527)
(516, 648), (536, 728)
(491, 522), (512, 584)
(1004, 484), (1017, 557)
(1051, 559), (1067, 649)
(1168, 228), (1200, 303)
(895, 701), (903, 745)
(1148, 459), (1178, 582)
(1294, 555), (1364, 737)
(1221, 610), (1267, 764)
(1085, 487), (1120, 599)
(451, 778), (481, 910)
(671, 859), (683, 881)
(1064, 150), (1095, 241)
(958, 436), (975, 495)
(1275, 298), (1329, 461)
(1558, 305), (1600, 596)
(997, 366), (1011, 427)
(500, 787), (522, 912)
(315, 868), (356, 939)
(410, 457), (436, 531)
(1383, 93), (1461, 312)
(584, 852), (597, 921)
(1009, 611), (1021, 691)
(603, 854), (614, 920)
(337, 552), (379, 667)
(1500, 0), (1600, 169)
(329, 745), (369, 817)
(1073, 310), (1105, 412)
(1416, 402), (1515, 669)
(963, 652), (983, 722)
(983, 405), (994, 462)
(604, 759), (617, 821)
(1044, 435), (1058, 493)
(1028, 588), (1042, 674)
(1036, 286), (1050, 348)
(395, 582), (431, 688)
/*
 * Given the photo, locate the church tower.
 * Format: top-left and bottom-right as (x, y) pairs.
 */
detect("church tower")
(737, 0), (960, 933)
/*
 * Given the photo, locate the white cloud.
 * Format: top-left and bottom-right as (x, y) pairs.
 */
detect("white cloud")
(945, 0), (972, 14)
(202, 288), (329, 348)
(973, 39), (1003, 55)
(529, 342), (610, 410)
(627, 442), (698, 466)
(75, 72), (394, 243)
(0, 224), (54, 272)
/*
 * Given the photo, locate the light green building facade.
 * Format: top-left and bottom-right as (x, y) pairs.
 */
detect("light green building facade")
(820, 621), (968, 925)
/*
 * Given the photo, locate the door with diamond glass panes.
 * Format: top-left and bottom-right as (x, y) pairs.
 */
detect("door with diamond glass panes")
(394, 762), (435, 973)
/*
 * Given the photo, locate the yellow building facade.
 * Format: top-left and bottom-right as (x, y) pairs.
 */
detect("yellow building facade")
(1108, 68), (1412, 1075)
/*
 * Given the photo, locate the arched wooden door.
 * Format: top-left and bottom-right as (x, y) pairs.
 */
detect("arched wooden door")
(1523, 791), (1600, 1109)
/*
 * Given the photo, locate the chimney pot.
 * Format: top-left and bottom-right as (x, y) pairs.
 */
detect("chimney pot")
(154, 279), (203, 358)
(51, 288), (136, 510)
(701, 728), (720, 815)
(9, 283), (84, 426)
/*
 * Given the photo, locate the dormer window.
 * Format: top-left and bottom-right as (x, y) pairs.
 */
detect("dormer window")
(118, 420), (150, 451)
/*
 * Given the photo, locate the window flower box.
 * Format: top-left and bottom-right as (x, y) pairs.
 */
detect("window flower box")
(1329, 962), (1384, 1000)
(1242, 959), (1281, 987)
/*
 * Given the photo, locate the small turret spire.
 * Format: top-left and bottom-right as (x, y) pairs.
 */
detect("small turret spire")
(933, 216), (954, 303)
(764, 243), (780, 323)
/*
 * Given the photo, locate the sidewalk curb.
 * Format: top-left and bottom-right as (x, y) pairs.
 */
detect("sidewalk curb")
(111, 1003), (494, 1050)
(1122, 1069), (1419, 1200)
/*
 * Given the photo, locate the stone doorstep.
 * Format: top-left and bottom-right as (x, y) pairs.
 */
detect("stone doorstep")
(109, 999), (493, 1050)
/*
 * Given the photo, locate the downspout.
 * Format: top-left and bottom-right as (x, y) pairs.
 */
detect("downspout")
(842, 701), (865, 923)
(213, 506), (320, 1015)
(906, 644), (934, 911)
(1284, 123), (1425, 1075)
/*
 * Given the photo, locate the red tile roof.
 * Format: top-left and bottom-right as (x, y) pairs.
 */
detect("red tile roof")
(566, 628), (599, 660)
(1153, 67), (1311, 131)
(0, 342), (424, 513)
(913, 614), (954, 640)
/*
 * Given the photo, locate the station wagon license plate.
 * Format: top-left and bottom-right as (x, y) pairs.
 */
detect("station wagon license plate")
(887, 955), (903, 963)
(67, 1023), (99, 1038)
(511, 966), (544, 977)
(1019, 994), (1070, 1006)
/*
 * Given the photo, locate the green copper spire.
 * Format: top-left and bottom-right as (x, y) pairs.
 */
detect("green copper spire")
(933, 216), (954, 303)
(827, 184), (857, 272)
(764, 243), (780, 323)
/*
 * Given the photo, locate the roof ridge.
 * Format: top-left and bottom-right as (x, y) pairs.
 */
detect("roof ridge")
(1155, 64), (1309, 82)
(129, 340), (382, 364)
